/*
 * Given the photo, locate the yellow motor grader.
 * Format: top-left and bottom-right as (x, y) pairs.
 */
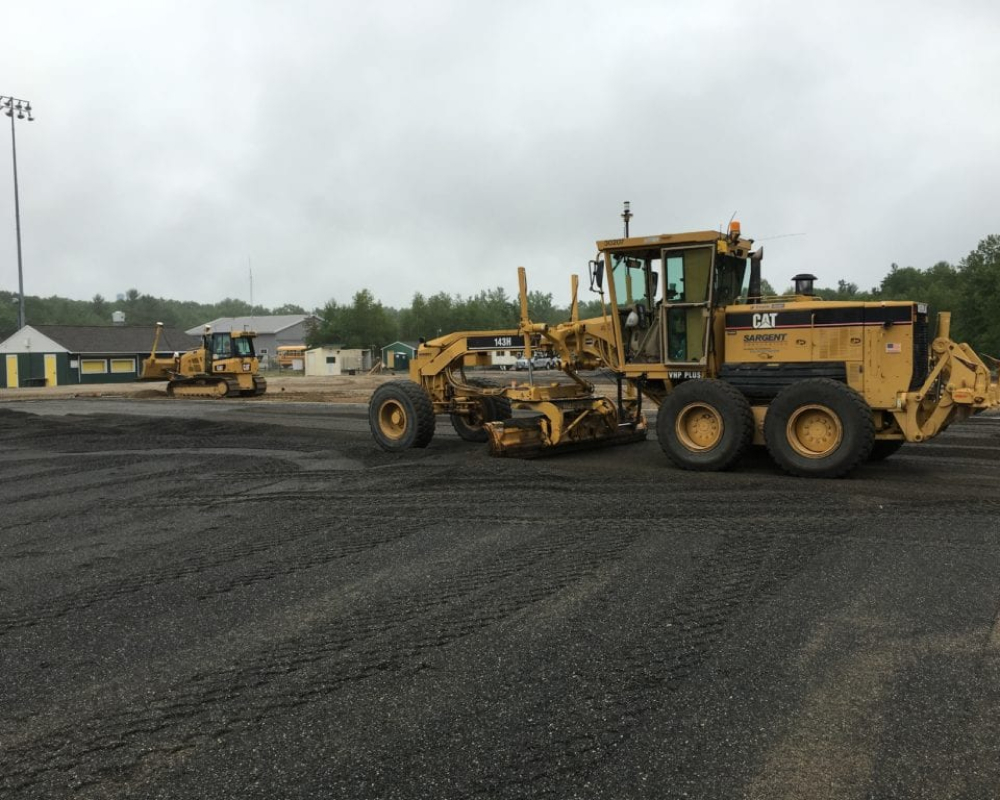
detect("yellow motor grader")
(140, 322), (267, 398)
(369, 221), (999, 477)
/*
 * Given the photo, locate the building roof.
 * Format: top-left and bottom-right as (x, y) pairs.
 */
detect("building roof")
(381, 341), (420, 351)
(3, 324), (199, 354)
(187, 315), (319, 337)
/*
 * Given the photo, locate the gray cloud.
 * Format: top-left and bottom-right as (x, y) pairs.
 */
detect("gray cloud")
(2, 0), (998, 314)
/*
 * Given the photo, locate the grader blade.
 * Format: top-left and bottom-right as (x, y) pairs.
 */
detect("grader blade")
(484, 398), (648, 459)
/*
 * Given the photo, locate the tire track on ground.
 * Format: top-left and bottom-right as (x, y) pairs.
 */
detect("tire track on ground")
(0, 522), (641, 798)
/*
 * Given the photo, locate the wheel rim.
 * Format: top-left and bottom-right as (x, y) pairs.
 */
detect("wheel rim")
(377, 399), (408, 440)
(786, 404), (843, 458)
(675, 402), (723, 451)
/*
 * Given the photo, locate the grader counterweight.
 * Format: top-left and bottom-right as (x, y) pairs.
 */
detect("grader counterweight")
(368, 220), (999, 477)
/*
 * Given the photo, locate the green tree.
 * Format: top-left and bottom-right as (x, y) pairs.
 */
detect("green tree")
(399, 291), (458, 340)
(526, 290), (561, 324)
(272, 303), (307, 315)
(458, 287), (518, 331)
(309, 289), (397, 350)
(956, 236), (1000, 355)
(878, 261), (961, 339)
(0, 290), (18, 339)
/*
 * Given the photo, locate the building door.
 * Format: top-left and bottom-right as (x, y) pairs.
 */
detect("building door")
(45, 354), (58, 386)
(5, 355), (18, 388)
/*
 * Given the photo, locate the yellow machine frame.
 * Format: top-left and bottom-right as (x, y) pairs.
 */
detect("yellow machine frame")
(370, 221), (998, 477)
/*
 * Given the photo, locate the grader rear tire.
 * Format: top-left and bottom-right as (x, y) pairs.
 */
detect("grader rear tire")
(764, 378), (874, 478)
(450, 378), (513, 443)
(369, 381), (436, 451)
(657, 380), (753, 471)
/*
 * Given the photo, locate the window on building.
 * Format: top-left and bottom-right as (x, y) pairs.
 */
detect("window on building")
(81, 359), (107, 374)
(110, 358), (136, 374)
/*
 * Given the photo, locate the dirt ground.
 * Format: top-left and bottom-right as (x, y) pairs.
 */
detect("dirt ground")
(0, 373), (400, 404)
(2, 392), (1000, 799)
(0, 371), (618, 405)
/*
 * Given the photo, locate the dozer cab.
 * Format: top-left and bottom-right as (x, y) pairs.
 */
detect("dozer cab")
(141, 322), (267, 398)
(369, 217), (999, 477)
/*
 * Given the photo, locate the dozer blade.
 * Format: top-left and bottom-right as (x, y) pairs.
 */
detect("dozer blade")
(484, 412), (648, 459)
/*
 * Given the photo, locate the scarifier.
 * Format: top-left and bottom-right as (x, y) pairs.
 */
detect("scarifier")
(369, 209), (999, 477)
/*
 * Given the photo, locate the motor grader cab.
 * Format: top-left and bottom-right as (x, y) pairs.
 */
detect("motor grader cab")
(140, 322), (267, 398)
(369, 216), (999, 477)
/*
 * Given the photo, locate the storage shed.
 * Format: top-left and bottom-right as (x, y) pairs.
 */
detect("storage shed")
(304, 347), (373, 376)
(0, 324), (197, 388)
(380, 341), (418, 372)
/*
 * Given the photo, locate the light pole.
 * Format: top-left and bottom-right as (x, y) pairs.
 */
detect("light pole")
(2, 95), (34, 331)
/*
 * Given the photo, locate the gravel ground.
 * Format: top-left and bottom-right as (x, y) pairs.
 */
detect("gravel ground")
(0, 373), (401, 404)
(1, 393), (999, 799)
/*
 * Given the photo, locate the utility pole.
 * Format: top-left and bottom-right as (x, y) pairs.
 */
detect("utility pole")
(1, 95), (34, 331)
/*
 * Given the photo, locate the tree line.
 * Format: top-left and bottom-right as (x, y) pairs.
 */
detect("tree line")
(0, 288), (307, 342)
(4, 235), (998, 358)
(808, 235), (1000, 356)
(308, 235), (1000, 358)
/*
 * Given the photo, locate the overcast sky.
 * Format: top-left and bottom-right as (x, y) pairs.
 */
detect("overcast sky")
(2, 1), (998, 316)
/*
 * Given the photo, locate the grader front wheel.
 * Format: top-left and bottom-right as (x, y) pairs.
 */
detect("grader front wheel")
(369, 381), (436, 451)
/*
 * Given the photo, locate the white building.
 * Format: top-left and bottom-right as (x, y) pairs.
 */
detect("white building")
(304, 346), (372, 376)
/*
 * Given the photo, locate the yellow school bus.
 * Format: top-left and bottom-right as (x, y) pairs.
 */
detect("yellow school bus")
(276, 345), (307, 369)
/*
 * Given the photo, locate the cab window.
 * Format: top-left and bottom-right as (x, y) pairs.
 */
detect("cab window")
(611, 254), (649, 308)
(665, 255), (685, 301)
(662, 247), (713, 363)
(212, 333), (232, 358)
(610, 251), (661, 308)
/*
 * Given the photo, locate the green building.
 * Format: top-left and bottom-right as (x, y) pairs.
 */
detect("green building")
(0, 324), (197, 388)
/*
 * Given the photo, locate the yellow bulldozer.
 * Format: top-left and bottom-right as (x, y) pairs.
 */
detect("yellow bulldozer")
(368, 220), (999, 477)
(140, 322), (267, 398)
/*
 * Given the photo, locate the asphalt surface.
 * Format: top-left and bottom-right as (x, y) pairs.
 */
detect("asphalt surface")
(1, 397), (999, 799)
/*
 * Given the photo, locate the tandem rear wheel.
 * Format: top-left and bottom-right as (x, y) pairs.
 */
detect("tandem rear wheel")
(657, 380), (754, 471)
(764, 378), (874, 478)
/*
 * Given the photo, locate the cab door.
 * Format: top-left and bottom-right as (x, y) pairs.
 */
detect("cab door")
(661, 246), (714, 365)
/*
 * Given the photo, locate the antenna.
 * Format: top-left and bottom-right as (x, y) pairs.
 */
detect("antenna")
(621, 201), (633, 237)
(758, 232), (806, 241)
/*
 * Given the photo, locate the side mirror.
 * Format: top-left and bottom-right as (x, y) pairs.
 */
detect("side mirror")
(589, 258), (604, 291)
